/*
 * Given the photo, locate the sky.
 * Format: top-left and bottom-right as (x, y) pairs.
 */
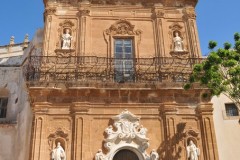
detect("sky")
(0, 0), (239, 55)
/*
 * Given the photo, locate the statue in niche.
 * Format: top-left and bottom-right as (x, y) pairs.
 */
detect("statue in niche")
(51, 142), (66, 160)
(62, 28), (72, 49)
(95, 149), (105, 160)
(150, 149), (159, 160)
(173, 31), (184, 52)
(186, 140), (200, 160)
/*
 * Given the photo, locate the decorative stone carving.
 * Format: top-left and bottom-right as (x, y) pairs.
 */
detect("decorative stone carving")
(169, 22), (183, 31)
(150, 149), (159, 160)
(186, 140), (200, 160)
(60, 20), (74, 28)
(169, 23), (189, 57)
(154, 10), (165, 18)
(95, 110), (159, 160)
(173, 31), (184, 52)
(183, 8), (196, 19)
(9, 36), (15, 45)
(105, 19), (142, 36)
(62, 28), (72, 49)
(78, 9), (90, 16)
(51, 142), (66, 160)
(56, 20), (76, 51)
(48, 128), (69, 151)
(95, 149), (105, 160)
(44, 8), (56, 17)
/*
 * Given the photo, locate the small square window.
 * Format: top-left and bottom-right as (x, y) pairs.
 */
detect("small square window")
(0, 98), (8, 118)
(225, 103), (239, 117)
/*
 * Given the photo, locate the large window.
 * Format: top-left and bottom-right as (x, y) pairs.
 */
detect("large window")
(114, 38), (135, 82)
(225, 103), (239, 117)
(0, 98), (8, 118)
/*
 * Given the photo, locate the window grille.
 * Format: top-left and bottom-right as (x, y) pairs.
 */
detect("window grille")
(225, 103), (239, 117)
(0, 98), (8, 118)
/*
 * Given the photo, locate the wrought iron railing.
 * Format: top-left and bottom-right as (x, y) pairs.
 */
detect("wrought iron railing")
(23, 56), (204, 87)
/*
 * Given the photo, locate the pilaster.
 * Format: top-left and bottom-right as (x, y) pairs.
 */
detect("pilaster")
(78, 4), (91, 56)
(71, 102), (90, 160)
(43, 8), (56, 56)
(183, 7), (201, 57)
(197, 103), (219, 160)
(160, 102), (178, 159)
(152, 4), (166, 57)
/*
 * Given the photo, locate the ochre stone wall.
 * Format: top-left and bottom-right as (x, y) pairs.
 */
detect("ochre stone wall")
(42, 2), (201, 58)
(29, 87), (219, 160)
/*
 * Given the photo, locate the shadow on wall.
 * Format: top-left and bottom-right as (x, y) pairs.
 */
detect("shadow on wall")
(158, 122), (187, 160)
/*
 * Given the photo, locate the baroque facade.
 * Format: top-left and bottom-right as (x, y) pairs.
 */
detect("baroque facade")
(2, 0), (239, 160)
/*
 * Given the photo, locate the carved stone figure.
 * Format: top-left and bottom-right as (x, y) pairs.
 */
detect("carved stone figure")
(150, 149), (159, 160)
(62, 28), (72, 49)
(173, 32), (184, 52)
(95, 149), (105, 160)
(51, 142), (66, 160)
(187, 140), (200, 160)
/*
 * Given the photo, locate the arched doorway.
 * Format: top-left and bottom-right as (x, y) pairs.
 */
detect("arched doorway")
(113, 149), (139, 160)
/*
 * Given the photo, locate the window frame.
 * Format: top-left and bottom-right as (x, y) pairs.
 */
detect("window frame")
(225, 103), (239, 117)
(113, 37), (136, 82)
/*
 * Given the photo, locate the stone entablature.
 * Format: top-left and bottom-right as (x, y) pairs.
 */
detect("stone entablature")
(43, 0), (198, 7)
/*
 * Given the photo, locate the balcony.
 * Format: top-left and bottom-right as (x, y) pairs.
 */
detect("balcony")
(24, 55), (204, 88)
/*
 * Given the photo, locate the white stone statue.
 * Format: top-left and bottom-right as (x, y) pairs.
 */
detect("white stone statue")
(187, 140), (200, 160)
(51, 142), (66, 160)
(95, 149), (105, 160)
(173, 32), (184, 52)
(62, 28), (72, 49)
(150, 149), (159, 160)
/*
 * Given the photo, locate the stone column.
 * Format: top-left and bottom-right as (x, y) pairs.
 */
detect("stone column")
(197, 103), (219, 160)
(183, 7), (201, 57)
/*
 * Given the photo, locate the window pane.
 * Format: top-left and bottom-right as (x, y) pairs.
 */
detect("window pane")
(125, 46), (132, 53)
(115, 40), (123, 45)
(114, 38), (134, 82)
(124, 39), (132, 45)
(115, 46), (123, 53)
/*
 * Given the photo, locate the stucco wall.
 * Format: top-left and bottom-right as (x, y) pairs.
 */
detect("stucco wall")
(0, 68), (32, 160)
(0, 29), (43, 160)
(212, 94), (240, 160)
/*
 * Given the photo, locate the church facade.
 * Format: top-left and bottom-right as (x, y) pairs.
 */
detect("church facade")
(2, 0), (239, 160)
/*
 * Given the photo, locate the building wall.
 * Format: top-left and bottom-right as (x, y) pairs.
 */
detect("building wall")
(43, 2), (201, 58)
(0, 29), (43, 160)
(212, 95), (240, 160)
(0, 68), (32, 160)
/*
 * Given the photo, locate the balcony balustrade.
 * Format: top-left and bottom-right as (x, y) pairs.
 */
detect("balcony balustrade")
(23, 55), (204, 88)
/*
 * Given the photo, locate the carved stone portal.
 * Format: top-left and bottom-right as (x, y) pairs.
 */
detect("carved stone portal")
(95, 109), (159, 160)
